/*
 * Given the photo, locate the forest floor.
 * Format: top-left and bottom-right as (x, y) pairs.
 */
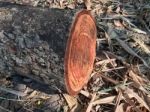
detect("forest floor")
(0, 0), (150, 112)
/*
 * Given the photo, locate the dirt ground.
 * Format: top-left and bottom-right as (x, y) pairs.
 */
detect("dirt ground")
(0, 0), (150, 112)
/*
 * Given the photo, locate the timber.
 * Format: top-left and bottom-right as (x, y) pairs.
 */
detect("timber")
(0, 2), (97, 95)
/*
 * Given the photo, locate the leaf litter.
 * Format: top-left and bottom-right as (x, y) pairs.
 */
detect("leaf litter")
(73, 0), (150, 111)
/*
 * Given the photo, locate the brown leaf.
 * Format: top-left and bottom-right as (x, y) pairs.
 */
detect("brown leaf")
(114, 19), (124, 28)
(115, 90), (123, 112)
(115, 103), (124, 112)
(27, 90), (37, 99)
(86, 93), (97, 112)
(83, 0), (91, 10)
(63, 94), (78, 110)
(92, 96), (116, 105)
(128, 70), (147, 84)
(125, 88), (150, 111)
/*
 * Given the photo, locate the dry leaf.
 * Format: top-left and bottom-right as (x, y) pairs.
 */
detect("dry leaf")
(128, 70), (147, 84)
(63, 94), (78, 110)
(102, 66), (125, 72)
(80, 90), (91, 98)
(115, 103), (124, 112)
(128, 70), (150, 94)
(132, 28), (147, 34)
(27, 90), (37, 99)
(103, 52), (117, 67)
(92, 96), (116, 105)
(115, 90), (123, 112)
(114, 19), (124, 27)
(95, 59), (116, 66)
(83, 0), (91, 10)
(116, 6), (121, 13)
(125, 88), (150, 111)
(86, 93), (97, 112)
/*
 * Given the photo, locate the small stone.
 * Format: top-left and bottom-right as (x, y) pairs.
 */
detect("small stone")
(25, 56), (32, 64)
(32, 69), (40, 76)
(15, 57), (23, 64)
(16, 38), (25, 49)
(0, 31), (8, 43)
(34, 34), (41, 44)
(0, 37), (8, 43)
(39, 58), (45, 63)
(53, 68), (58, 73)
(4, 56), (8, 60)
(24, 38), (33, 48)
(42, 42), (49, 51)
(0, 59), (6, 70)
(39, 46), (43, 51)
(38, 58), (46, 66)
(0, 30), (5, 39)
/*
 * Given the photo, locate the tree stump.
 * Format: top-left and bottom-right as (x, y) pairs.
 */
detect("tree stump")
(0, 2), (97, 95)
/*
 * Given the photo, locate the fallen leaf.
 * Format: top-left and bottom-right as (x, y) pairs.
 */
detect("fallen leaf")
(128, 70), (147, 84)
(27, 90), (37, 99)
(80, 90), (91, 98)
(86, 93), (97, 112)
(83, 0), (91, 10)
(114, 19), (124, 28)
(92, 96), (116, 105)
(125, 88), (150, 111)
(115, 103), (124, 112)
(132, 28), (147, 34)
(63, 94), (78, 110)
(115, 90), (123, 112)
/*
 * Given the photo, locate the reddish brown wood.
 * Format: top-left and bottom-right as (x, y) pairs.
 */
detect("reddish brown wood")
(64, 10), (97, 95)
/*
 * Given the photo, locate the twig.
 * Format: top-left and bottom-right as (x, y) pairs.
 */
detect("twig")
(98, 73), (119, 84)
(86, 93), (97, 112)
(95, 58), (116, 65)
(0, 96), (33, 102)
(0, 86), (27, 97)
(80, 90), (91, 98)
(0, 106), (12, 112)
(98, 82), (132, 93)
(102, 66), (125, 72)
(92, 96), (116, 105)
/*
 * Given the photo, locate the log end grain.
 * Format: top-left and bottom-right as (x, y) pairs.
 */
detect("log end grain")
(64, 10), (97, 95)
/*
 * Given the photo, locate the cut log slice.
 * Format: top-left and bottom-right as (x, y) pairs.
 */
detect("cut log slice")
(65, 10), (97, 95)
